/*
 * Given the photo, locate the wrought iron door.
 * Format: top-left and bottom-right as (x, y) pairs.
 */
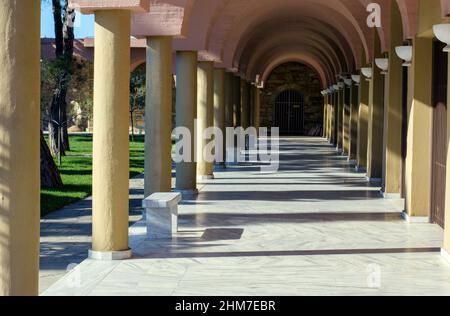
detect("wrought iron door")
(274, 90), (304, 135)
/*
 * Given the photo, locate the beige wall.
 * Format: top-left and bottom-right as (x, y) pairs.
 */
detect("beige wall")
(404, 0), (444, 217)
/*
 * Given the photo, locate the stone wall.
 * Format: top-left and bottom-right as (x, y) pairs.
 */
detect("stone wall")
(260, 62), (323, 134)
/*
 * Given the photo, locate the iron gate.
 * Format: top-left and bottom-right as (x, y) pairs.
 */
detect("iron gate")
(274, 90), (304, 135)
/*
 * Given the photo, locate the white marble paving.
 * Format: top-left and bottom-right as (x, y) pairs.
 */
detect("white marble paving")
(43, 137), (450, 296)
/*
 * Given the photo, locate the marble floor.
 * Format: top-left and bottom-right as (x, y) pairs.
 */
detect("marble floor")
(42, 137), (450, 296)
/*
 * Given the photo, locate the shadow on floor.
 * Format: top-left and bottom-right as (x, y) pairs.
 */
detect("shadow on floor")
(134, 247), (441, 260)
(177, 212), (403, 227)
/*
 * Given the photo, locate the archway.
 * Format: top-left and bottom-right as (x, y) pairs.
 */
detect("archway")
(260, 62), (322, 136)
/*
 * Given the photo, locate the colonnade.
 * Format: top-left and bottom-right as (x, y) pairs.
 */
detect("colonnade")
(322, 0), (450, 270)
(4, 0), (450, 296)
(0, 3), (262, 294)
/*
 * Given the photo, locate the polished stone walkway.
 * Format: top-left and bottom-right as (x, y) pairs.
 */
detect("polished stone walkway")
(39, 176), (144, 292)
(42, 137), (450, 296)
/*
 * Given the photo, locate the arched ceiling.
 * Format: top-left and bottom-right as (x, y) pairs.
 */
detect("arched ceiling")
(169, 0), (385, 86)
(124, 0), (428, 85)
(236, 19), (354, 83)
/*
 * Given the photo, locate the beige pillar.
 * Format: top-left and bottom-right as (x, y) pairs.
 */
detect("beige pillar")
(337, 88), (344, 150)
(324, 99), (327, 138)
(176, 51), (198, 193)
(384, 2), (403, 196)
(197, 61), (214, 179)
(0, 0), (40, 296)
(349, 83), (359, 161)
(444, 54), (450, 254)
(405, 37), (433, 217)
(327, 93), (333, 143)
(367, 33), (385, 180)
(233, 76), (242, 126)
(343, 86), (351, 154)
(254, 86), (261, 132)
(214, 68), (226, 165)
(250, 85), (255, 127)
(144, 36), (173, 197)
(225, 72), (234, 129)
(241, 79), (250, 129)
(91, 10), (131, 258)
(357, 72), (370, 170)
(331, 92), (337, 145)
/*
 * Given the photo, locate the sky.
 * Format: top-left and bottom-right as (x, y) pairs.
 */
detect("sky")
(41, 1), (95, 38)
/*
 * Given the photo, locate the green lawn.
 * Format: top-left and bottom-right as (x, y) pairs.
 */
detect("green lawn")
(41, 134), (145, 216)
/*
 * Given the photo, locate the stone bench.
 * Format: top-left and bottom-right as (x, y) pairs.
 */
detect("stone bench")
(142, 192), (182, 239)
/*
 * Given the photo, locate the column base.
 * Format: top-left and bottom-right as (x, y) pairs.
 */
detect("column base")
(441, 248), (450, 263)
(173, 188), (199, 199)
(367, 177), (382, 184)
(382, 192), (401, 199)
(401, 212), (429, 223)
(88, 249), (132, 261)
(197, 175), (214, 181)
(355, 166), (367, 173)
(215, 163), (227, 169)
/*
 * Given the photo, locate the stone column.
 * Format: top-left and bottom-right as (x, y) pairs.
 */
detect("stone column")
(384, 1), (403, 196)
(349, 83), (359, 161)
(176, 51), (198, 194)
(241, 79), (250, 129)
(357, 71), (370, 171)
(225, 72), (234, 129)
(249, 85), (255, 127)
(0, 0), (40, 296)
(233, 76), (242, 126)
(144, 36), (173, 197)
(331, 92), (337, 145)
(90, 10), (132, 260)
(405, 37), (433, 218)
(444, 53), (450, 258)
(334, 92), (339, 146)
(327, 94), (332, 141)
(197, 61), (214, 180)
(367, 33), (385, 181)
(214, 68), (226, 166)
(337, 88), (344, 150)
(323, 95), (328, 138)
(343, 86), (351, 154)
(254, 86), (261, 132)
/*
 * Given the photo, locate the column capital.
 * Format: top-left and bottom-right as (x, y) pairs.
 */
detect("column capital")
(70, 0), (150, 14)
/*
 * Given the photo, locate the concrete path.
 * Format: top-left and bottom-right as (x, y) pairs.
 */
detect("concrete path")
(39, 176), (144, 293)
(41, 137), (450, 296)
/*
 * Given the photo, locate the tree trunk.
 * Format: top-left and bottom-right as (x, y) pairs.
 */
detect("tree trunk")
(63, 4), (75, 58)
(60, 3), (75, 152)
(40, 130), (63, 189)
(61, 95), (70, 152)
(48, 0), (74, 155)
(52, 0), (63, 58)
(130, 110), (135, 142)
(49, 80), (67, 156)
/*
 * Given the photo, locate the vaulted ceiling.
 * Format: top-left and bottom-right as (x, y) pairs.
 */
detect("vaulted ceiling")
(116, 0), (443, 86)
